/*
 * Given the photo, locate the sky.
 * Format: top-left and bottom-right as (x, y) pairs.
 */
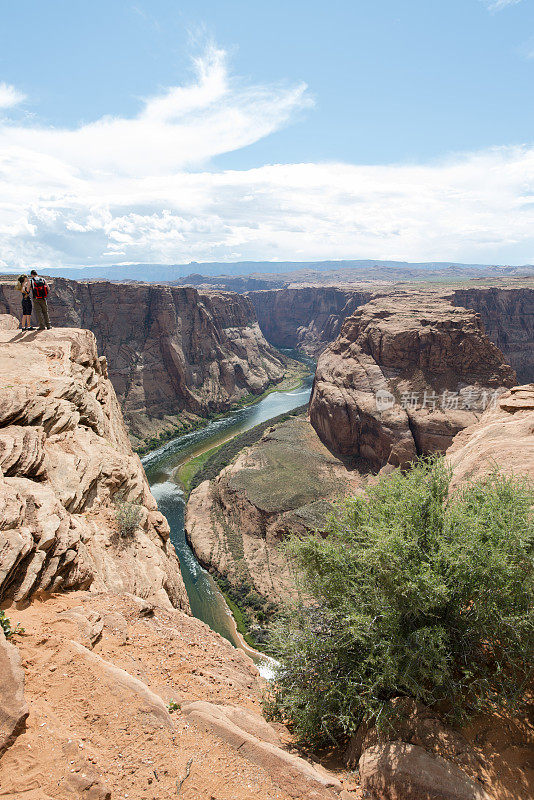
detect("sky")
(1, 0), (534, 268)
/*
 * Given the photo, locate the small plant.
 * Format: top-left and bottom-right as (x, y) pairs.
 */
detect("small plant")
(167, 699), (180, 713)
(0, 610), (24, 639)
(114, 499), (143, 537)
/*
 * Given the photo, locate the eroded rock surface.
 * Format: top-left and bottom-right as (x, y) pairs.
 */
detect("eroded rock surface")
(447, 383), (534, 489)
(309, 294), (516, 468)
(358, 742), (492, 800)
(0, 630), (28, 757)
(0, 328), (188, 610)
(186, 415), (363, 610)
(0, 591), (354, 800)
(0, 279), (293, 447)
(452, 287), (534, 383)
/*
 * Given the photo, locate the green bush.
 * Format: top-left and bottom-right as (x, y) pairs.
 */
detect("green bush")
(266, 458), (534, 747)
(114, 499), (143, 537)
(0, 610), (24, 639)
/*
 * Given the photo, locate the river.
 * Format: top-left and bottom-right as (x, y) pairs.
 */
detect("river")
(141, 353), (314, 672)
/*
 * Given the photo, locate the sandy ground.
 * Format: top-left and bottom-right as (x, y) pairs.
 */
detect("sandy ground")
(0, 591), (359, 800)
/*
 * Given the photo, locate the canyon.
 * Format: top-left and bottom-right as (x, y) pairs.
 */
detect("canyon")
(0, 278), (295, 449)
(0, 279), (532, 798)
(0, 322), (361, 800)
(248, 285), (534, 381)
(185, 292), (519, 615)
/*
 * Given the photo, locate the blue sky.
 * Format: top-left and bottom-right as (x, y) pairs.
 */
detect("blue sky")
(1, 0), (534, 267)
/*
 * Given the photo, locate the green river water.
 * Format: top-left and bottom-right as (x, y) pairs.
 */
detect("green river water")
(141, 354), (314, 675)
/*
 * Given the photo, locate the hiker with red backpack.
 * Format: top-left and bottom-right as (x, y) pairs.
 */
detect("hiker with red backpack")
(30, 270), (52, 330)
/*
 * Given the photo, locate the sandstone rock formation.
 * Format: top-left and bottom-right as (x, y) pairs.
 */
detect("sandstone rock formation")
(186, 415), (363, 613)
(0, 278), (293, 447)
(182, 700), (342, 800)
(309, 294), (517, 468)
(452, 287), (534, 383)
(0, 328), (189, 610)
(346, 696), (532, 800)
(0, 591), (357, 800)
(447, 383), (534, 490)
(247, 286), (373, 355)
(0, 630), (28, 757)
(358, 742), (491, 800)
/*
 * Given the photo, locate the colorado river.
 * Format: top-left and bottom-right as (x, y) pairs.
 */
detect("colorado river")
(141, 354), (314, 670)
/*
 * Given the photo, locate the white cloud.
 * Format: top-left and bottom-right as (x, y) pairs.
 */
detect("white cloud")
(481, 0), (522, 12)
(1, 46), (534, 268)
(0, 82), (25, 109)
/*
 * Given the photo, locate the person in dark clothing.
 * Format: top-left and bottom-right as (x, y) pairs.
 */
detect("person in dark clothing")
(15, 274), (35, 331)
(29, 269), (51, 330)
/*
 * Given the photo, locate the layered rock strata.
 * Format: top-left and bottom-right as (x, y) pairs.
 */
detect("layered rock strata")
(452, 287), (534, 383)
(309, 294), (517, 468)
(186, 415), (363, 607)
(0, 327), (189, 610)
(0, 279), (291, 446)
(247, 287), (373, 355)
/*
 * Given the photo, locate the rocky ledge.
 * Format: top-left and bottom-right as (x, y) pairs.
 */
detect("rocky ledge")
(309, 294), (517, 468)
(0, 279), (294, 448)
(0, 325), (188, 610)
(447, 382), (534, 490)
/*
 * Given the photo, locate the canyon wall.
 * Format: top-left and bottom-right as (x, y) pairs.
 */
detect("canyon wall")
(451, 287), (534, 382)
(247, 287), (373, 355)
(0, 278), (291, 446)
(186, 414), (363, 626)
(309, 294), (517, 468)
(0, 325), (189, 610)
(248, 286), (534, 383)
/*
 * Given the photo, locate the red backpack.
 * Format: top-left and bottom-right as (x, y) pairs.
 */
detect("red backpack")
(31, 276), (49, 299)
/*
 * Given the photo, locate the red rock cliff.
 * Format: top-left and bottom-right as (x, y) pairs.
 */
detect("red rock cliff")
(247, 287), (373, 355)
(309, 294), (517, 468)
(0, 326), (189, 610)
(0, 279), (289, 445)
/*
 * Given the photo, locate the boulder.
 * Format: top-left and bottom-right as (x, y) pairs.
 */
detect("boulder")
(182, 700), (342, 799)
(359, 742), (492, 800)
(0, 630), (28, 756)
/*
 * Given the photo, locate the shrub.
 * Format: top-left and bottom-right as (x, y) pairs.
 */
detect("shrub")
(0, 610), (24, 639)
(114, 499), (143, 537)
(266, 458), (534, 748)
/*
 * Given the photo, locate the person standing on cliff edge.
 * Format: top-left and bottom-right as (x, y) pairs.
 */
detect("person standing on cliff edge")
(30, 270), (52, 330)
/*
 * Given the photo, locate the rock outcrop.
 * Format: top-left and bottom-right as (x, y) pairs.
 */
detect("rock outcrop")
(0, 328), (189, 610)
(186, 415), (363, 619)
(447, 383), (534, 490)
(247, 287), (373, 355)
(0, 630), (28, 757)
(0, 278), (293, 447)
(452, 287), (534, 383)
(0, 591), (357, 800)
(309, 294), (517, 468)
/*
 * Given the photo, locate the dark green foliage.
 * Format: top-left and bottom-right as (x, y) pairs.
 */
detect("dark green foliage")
(189, 404), (308, 493)
(266, 458), (534, 747)
(214, 573), (278, 648)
